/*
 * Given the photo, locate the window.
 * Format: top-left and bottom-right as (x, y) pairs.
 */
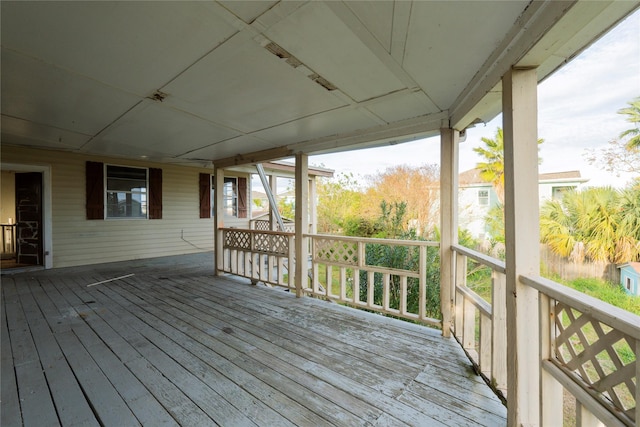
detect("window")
(626, 277), (633, 291)
(223, 177), (237, 217)
(106, 165), (148, 218)
(86, 161), (161, 220)
(199, 174), (247, 218)
(478, 189), (489, 206)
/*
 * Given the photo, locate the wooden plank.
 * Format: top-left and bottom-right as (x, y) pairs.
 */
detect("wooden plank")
(95, 280), (369, 426)
(18, 280), (100, 426)
(112, 276), (466, 426)
(1, 283), (22, 427)
(48, 275), (219, 426)
(54, 330), (141, 426)
(3, 280), (60, 426)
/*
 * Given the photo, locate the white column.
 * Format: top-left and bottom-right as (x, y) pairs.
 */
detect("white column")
(294, 153), (309, 298)
(440, 128), (459, 338)
(214, 166), (225, 276)
(502, 67), (540, 426)
(269, 174), (278, 230)
(309, 178), (317, 235)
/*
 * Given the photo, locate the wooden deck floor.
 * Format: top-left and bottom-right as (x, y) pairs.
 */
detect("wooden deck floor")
(1, 253), (506, 426)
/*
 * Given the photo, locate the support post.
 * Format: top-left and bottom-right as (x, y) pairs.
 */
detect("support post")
(269, 174), (278, 230)
(213, 166), (225, 276)
(502, 67), (540, 426)
(294, 153), (309, 298)
(440, 128), (459, 337)
(309, 178), (317, 235)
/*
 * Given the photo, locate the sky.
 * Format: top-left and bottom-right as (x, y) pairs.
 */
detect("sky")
(310, 9), (640, 189)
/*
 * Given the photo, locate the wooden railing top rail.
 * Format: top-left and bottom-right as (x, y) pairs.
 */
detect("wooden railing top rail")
(521, 274), (640, 341)
(221, 227), (294, 237)
(451, 244), (506, 274)
(456, 284), (492, 318)
(306, 233), (439, 247)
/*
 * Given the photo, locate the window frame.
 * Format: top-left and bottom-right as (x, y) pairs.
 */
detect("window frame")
(223, 176), (238, 217)
(625, 276), (632, 291)
(104, 164), (149, 219)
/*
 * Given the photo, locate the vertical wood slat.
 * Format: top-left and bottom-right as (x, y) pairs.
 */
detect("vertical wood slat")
(400, 276), (407, 316)
(383, 274), (390, 311)
(492, 271), (507, 393)
(419, 245), (427, 322)
(367, 271), (375, 308)
(634, 340), (640, 426)
(340, 268), (347, 300)
(454, 254), (467, 338)
(326, 266), (333, 297)
(540, 293), (563, 425)
(480, 313), (492, 377)
(463, 298), (476, 352)
(288, 235), (295, 290)
(352, 269), (360, 305)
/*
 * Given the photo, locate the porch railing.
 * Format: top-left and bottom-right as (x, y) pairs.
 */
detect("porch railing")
(220, 229), (441, 327)
(451, 244), (639, 426)
(219, 228), (295, 290)
(306, 234), (441, 327)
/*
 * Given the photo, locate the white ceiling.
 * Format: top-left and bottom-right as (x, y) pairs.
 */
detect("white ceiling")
(1, 1), (638, 167)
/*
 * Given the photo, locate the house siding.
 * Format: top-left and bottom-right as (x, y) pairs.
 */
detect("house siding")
(2, 145), (216, 268)
(620, 265), (640, 296)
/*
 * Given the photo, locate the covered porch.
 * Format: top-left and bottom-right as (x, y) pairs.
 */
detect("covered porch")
(2, 253), (505, 426)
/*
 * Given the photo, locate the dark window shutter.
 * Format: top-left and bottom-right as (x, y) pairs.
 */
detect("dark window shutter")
(86, 161), (104, 220)
(237, 177), (247, 218)
(199, 173), (211, 219)
(149, 168), (162, 219)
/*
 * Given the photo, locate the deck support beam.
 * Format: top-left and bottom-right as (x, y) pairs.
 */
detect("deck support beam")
(502, 67), (541, 426)
(439, 127), (459, 337)
(295, 153), (309, 298)
(214, 166), (225, 276)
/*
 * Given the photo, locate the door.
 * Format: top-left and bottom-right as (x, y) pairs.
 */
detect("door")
(15, 172), (43, 265)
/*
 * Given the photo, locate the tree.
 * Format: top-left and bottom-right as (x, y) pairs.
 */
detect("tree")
(365, 164), (440, 238)
(473, 127), (544, 204)
(584, 138), (640, 176)
(618, 97), (640, 149)
(540, 187), (640, 264)
(316, 172), (365, 234)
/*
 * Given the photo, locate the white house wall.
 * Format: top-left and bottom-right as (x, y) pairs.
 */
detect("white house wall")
(2, 145), (216, 268)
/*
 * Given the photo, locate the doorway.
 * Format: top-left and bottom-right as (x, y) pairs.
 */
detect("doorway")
(1, 164), (52, 271)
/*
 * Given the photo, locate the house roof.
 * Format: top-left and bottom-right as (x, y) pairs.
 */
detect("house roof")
(619, 262), (640, 274)
(2, 2), (638, 168)
(459, 168), (589, 187)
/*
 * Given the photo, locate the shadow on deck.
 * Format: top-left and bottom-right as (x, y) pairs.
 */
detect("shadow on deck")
(1, 252), (506, 426)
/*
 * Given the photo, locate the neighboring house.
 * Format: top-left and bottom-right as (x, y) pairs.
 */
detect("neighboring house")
(619, 262), (640, 296)
(458, 168), (589, 240)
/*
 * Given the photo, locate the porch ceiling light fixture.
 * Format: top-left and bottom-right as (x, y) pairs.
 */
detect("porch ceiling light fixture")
(148, 90), (168, 102)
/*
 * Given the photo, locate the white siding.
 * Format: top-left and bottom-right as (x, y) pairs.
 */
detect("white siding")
(2, 145), (217, 268)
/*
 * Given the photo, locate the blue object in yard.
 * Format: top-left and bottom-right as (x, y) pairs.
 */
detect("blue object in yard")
(618, 262), (640, 296)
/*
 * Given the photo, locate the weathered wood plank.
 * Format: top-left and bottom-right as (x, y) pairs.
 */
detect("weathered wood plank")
(2, 253), (507, 427)
(17, 280), (100, 426)
(1, 283), (22, 427)
(92, 280), (364, 426)
(49, 275), (220, 426)
(111, 276), (448, 426)
(3, 279), (60, 426)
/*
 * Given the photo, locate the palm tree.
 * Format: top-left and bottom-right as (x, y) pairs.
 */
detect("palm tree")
(473, 127), (543, 204)
(618, 97), (640, 149)
(540, 187), (640, 264)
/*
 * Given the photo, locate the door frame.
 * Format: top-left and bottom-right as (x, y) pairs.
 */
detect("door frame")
(1, 162), (53, 269)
